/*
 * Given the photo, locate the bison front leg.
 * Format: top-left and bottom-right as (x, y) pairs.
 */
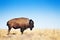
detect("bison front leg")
(20, 28), (24, 34)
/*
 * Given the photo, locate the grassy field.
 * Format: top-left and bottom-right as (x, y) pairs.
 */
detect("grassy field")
(0, 29), (60, 40)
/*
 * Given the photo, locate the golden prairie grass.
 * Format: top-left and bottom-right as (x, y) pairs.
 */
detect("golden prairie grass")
(0, 29), (60, 40)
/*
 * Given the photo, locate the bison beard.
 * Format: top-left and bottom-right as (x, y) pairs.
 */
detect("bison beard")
(7, 17), (34, 35)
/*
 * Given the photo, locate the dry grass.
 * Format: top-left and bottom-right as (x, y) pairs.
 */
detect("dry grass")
(0, 29), (60, 40)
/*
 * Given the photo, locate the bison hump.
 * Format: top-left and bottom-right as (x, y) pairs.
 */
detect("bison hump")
(16, 19), (29, 26)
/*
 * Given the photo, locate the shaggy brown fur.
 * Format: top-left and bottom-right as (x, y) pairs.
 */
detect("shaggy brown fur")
(7, 17), (34, 35)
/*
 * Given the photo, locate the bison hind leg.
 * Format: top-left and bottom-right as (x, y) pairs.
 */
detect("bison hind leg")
(7, 27), (11, 35)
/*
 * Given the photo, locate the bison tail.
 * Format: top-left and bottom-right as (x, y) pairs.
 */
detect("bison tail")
(7, 21), (9, 26)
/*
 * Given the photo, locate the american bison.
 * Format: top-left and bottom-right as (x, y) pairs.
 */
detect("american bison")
(7, 17), (34, 35)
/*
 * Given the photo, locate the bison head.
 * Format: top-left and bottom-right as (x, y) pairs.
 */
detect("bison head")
(29, 19), (34, 30)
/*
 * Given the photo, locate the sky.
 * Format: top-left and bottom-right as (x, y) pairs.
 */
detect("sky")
(0, 0), (60, 29)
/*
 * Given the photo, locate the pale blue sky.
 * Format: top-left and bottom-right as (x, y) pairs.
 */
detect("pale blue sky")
(0, 0), (60, 29)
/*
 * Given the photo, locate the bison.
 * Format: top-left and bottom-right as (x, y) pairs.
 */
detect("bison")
(7, 17), (34, 35)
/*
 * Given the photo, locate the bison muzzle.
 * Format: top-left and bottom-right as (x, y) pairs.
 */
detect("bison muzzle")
(7, 17), (34, 35)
